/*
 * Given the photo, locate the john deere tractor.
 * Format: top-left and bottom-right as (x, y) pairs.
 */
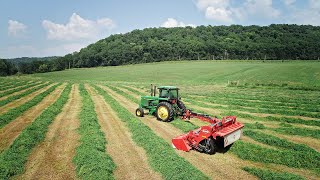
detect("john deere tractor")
(135, 84), (186, 122)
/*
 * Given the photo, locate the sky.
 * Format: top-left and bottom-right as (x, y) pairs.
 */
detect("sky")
(1, 0), (319, 58)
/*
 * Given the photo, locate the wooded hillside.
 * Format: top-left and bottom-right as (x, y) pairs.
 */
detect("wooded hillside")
(2, 24), (320, 75)
(68, 24), (320, 68)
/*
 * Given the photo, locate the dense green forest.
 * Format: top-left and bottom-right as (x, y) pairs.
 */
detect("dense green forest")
(0, 59), (18, 76)
(6, 57), (60, 74)
(7, 57), (58, 65)
(1, 24), (320, 76)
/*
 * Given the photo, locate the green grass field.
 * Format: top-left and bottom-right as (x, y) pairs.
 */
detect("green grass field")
(29, 60), (320, 87)
(1, 60), (319, 179)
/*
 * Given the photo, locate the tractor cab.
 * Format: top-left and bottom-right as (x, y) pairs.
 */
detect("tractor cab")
(158, 86), (179, 101)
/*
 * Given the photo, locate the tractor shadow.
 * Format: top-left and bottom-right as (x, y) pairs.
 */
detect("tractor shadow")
(215, 137), (233, 154)
(216, 144), (233, 154)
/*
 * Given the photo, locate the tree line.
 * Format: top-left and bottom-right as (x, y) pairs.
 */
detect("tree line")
(1, 24), (320, 76)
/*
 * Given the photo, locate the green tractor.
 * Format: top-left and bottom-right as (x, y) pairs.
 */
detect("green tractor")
(135, 84), (186, 122)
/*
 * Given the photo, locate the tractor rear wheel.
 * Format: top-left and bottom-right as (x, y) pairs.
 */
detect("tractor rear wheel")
(135, 108), (144, 117)
(177, 100), (186, 111)
(156, 102), (174, 122)
(201, 138), (217, 155)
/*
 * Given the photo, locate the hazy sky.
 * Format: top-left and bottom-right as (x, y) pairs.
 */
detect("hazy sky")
(1, 0), (319, 58)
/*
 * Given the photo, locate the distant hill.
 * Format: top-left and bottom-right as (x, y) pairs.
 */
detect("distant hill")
(7, 57), (59, 65)
(60, 24), (320, 68)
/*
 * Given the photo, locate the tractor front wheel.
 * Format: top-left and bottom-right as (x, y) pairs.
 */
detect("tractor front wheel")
(156, 102), (174, 122)
(136, 108), (144, 117)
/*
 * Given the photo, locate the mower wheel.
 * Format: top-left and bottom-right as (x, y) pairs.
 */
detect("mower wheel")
(135, 108), (144, 117)
(202, 138), (217, 155)
(156, 102), (174, 122)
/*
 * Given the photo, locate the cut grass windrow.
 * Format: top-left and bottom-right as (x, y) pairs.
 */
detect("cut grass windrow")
(187, 88), (320, 106)
(0, 84), (71, 179)
(220, 108), (320, 128)
(210, 99), (318, 118)
(0, 81), (14, 88)
(0, 81), (43, 98)
(244, 130), (320, 158)
(186, 96), (320, 119)
(193, 95), (320, 113)
(273, 126), (320, 139)
(73, 84), (116, 180)
(0, 81), (31, 91)
(0, 83), (60, 128)
(243, 167), (305, 180)
(243, 122), (266, 129)
(107, 85), (139, 104)
(231, 140), (320, 174)
(242, 118), (320, 139)
(93, 84), (208, 180)
(0, 82), (49, 107)
(120, 85), (145, 96)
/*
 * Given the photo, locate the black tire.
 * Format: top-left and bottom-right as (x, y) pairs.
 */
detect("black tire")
(177, 100), (186, 111)
(156, 102), (174, 122)
(135, 108), (144, 117)
(201, 138), (217, 155)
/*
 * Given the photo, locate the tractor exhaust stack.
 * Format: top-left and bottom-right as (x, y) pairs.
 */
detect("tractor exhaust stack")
(150, 84), (153, 96)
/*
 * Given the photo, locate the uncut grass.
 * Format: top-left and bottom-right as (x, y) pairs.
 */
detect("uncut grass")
(0, 82), (49, 107)
(73, 84), (116, 180)
(190, 91), (320, 106)
(138, 83), (320, 106)
(243, 167), (305, 180)
(93, 84), (208, 180)
(183, 93), (320, 116)
(0, 84), (71, 179)
(223, 110), (320, 127)
(195, 93), (319, 112)
(184, 86), (320, 105)
(188, 99), (320, 127)
(194, 95), (320, 115)
(31, 61), (320, 88)
(0, 83), (60, 128)
(186, 96), (320, 119)
(0, 81), (43, 98)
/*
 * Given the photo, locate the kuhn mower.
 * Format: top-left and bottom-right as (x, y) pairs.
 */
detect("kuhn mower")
(135, 85), (244, 154)
(172, 109), (243, 154)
